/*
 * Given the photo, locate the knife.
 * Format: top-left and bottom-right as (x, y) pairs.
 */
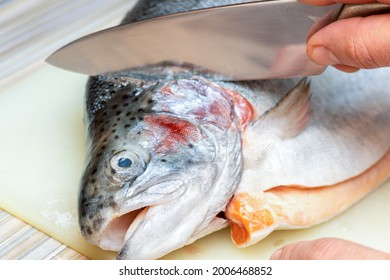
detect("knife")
(46, 1), (390, 81)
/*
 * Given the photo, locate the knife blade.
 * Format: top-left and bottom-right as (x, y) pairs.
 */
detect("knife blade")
(45, 1), (389, 81)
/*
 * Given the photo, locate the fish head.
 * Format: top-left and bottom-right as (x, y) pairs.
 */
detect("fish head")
(79, 79), (242, 259)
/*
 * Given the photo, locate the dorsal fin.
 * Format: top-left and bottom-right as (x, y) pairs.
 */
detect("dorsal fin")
(259, 78), (311, 139)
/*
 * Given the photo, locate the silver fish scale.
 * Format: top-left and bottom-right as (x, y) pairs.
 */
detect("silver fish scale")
(86, 75), (135, 120)
(80, 83), (158, 236)
(92, 90), (161, 155)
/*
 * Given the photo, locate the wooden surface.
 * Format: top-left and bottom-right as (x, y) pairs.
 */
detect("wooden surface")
(0, 0), (136, 88)
(0, 208), (87, 260)
(0, 0), (136, 260)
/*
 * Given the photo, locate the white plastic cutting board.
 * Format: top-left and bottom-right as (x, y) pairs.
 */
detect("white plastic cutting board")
(1, 65), (390, 260)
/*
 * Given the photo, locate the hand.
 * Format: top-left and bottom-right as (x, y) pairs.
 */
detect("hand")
(270, 238), (390, 260)
(301, 0), (390, 72)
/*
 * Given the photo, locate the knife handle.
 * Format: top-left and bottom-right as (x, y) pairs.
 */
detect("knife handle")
(339, 3), (390, 20)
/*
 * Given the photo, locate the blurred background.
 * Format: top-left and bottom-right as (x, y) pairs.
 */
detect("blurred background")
(0, 0), (136, 88)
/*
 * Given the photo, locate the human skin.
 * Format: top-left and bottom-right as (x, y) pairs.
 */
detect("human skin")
(270, 238), (390, 260)
(300, 0), (390, 72)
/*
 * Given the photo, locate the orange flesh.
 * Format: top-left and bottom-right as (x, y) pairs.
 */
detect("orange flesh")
(227, 193), (275, 246)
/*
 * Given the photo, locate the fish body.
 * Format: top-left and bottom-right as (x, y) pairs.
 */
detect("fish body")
(78, 0), (390, 259)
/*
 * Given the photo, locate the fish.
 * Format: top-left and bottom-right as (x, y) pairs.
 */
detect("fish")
(78, 0), (390, 259)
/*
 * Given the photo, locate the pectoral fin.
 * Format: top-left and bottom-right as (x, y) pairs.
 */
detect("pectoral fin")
(257, 78), (311, 139)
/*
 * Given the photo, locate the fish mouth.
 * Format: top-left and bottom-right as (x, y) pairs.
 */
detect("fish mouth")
(98, 208), (148, 251)
(98, 180), (185, 251)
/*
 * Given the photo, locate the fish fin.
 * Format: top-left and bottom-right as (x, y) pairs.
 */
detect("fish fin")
(259, 78), (311, 139)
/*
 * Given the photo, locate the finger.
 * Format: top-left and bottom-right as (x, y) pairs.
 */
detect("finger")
(307, 14), (390, 69)
(333, 65), (360, 72)
(270, 238), (390, 260)
(298, 0), (338, 5)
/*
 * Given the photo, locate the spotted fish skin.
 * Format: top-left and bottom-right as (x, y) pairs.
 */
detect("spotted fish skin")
(122, 0), (258, 23)
(80, 78), (151, 237)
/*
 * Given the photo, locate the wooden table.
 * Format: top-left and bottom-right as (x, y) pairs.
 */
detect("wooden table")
(0, 208), (87, 260)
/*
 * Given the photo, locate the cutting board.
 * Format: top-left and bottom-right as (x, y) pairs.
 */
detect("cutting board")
(1, 65), (390, 259)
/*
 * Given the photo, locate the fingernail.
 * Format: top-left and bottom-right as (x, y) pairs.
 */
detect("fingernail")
(270, 249), (283, 260)
(310, 46), (341, 66)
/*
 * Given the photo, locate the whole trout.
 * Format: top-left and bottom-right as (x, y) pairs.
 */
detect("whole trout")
(79, 0), (390, 259)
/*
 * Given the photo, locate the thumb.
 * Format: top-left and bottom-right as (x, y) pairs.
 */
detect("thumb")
(307, 14), (390, 70)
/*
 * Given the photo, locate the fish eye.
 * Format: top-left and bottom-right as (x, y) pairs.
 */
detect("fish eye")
(111, 151), (137, 170)
(109, 150), (145, 179)
(118, 158), (132, 168)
